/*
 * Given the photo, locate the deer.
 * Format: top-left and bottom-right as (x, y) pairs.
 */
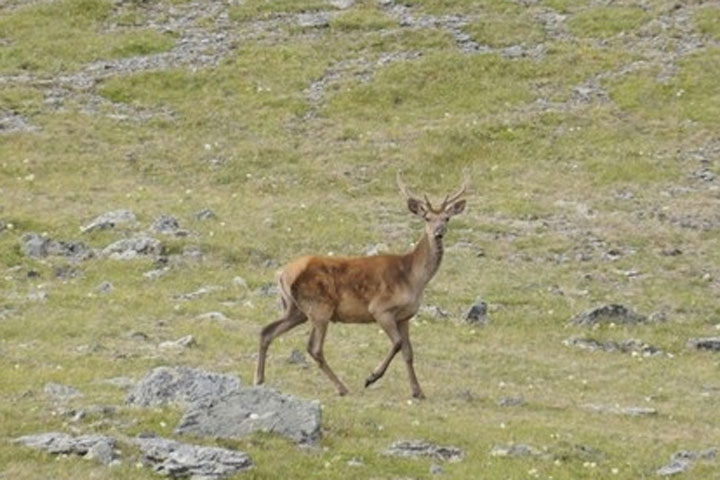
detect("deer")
(254, 172), (468, 399)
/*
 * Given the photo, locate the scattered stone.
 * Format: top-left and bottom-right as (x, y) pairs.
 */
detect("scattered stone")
(126, 366), (241, 408)
(81, 210), (137, 233)
(563, 337), (663, 356)
(347, 457), (364, 467)
(196, 312), (230, 321)
(256, 283), (279, 296)
(497, 395), (525, 407)
(84, 439), (115, 465)
(687, 337), (720, 352)
(583, 404), (657, 417)
(571, 304), (647, 326)
(330, 0), (355, 9)
(128, 331), (150, 341)
(182, 245), (204, 261)
(55, 265), (82, 279)
(144, 267), (169, 280)
(287, 348), (308, 367)
(175, 285), (221, 300)
(14, 432), (116, 464)
(384, 440), (464, 462)
(0, 110), (38, 134)
(159, 335), (197, 350)
(152, 215), (187, 236)
(27, 290), (49, 302)
(297, 12), (331, 28)
(44, 382), (82, 401)
(103, 236), (163, 260)
(490, 443), (542, 457)
(176, 387), (322, 445)
(21, 233), (93, 261)
(195, 208), (217, 220)
(96, 281), (113, 294)
(657, 448), (717, 476)
(463, 299), (488, 325)
(134, 435), (252, 479)
(430, 463), (445, 475)
(63, 405), (118, 423)
(232, 276), (248, 288)
(419, 304), (449, 319)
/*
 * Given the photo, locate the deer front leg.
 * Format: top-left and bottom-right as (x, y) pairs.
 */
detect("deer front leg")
(365, 313), (402, 389)
(398, 319), (424, 399)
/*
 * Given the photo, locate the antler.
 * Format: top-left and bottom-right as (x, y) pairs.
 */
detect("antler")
(440, 171), (470, 210)
(397, 171), (432, 209)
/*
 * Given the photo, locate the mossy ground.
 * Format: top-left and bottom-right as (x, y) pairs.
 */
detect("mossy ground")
(1, 0), (720, 479)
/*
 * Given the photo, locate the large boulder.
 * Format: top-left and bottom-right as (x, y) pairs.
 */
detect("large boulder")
(126, 366), (241, 408)
(176, 387), (322, 445)
(687, 337), (720, 352)
(21, 233), (93, 261)
(14, 432), (116, 464)
(134, 435), (252, 479)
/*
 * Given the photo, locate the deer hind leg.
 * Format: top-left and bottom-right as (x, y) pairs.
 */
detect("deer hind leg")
(398, 319), (424, 399)
(254, 305), (307, 386)
(364, 312), (403, 390)
(307, 314), (349, 396)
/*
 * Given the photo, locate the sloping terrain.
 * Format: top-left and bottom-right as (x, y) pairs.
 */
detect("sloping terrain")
(1, 0), (720, 478)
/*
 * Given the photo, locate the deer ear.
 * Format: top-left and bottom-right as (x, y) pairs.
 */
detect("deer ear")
(407, 198), (427, 217)
(446, 199), (466, 216)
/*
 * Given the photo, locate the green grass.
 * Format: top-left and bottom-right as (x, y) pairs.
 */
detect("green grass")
(2, 0), (720, 478)
(0, 0), (176, 74)
(695, 6), (720, 40)
(568, 6), (650, 38)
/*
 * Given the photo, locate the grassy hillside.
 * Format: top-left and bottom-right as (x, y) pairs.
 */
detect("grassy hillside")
(1, 0), (720, 478)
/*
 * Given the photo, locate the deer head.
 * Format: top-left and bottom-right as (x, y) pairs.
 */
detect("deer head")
(397, 172), (469, 239)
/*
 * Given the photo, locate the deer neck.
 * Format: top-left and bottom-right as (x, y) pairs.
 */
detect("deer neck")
(409, 231), (444, 287)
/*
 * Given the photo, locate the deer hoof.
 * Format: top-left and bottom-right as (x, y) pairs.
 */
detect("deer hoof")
(364, 375), (378, 388)
(412, 391), (426, 400)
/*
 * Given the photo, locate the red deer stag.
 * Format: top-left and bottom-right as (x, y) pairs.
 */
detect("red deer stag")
(254, 172), (468, 398)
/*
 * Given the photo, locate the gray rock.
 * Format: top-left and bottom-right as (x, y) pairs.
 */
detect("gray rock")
(14, 432), (115, 462)
(96, 281), (113, 293)
(287, 348), (309, 367)
(196, 312), (230, 322)
(583, 404), (657, 417)
(159, 335), (197, 349)
(563, 337), (663, 356)
(347, 457), (364, 467)
(430, 463), (445, 475)
(134, 435), (252, 479)
(463, 299), (488, 325)
(195, 208), (217, 220)
(657, 448), (718, 476)
(84, 439), (115, 465)
(21, 233), (93, 261)
(330, 0), (355, 9)
(384, 440), (464, 462)
(497, 395), (525, 407)
(44, 382), (82, 401)
(571, 304), (647, 326)
(103, 236), (163, 259)
(152, 214), (187, 236)
(419, 304), (449, 319)
(176, 386), (322, 445)
(297, 12), (331, 28)
(81, 210), (137, 233)
(175, 285), (222, 300)
(126, 366), (241, 408)
(144, 268), (169, 279)
(490, 443), (541, 457)
(232, 276), (248, 288)
(687, 337), (720, 352)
